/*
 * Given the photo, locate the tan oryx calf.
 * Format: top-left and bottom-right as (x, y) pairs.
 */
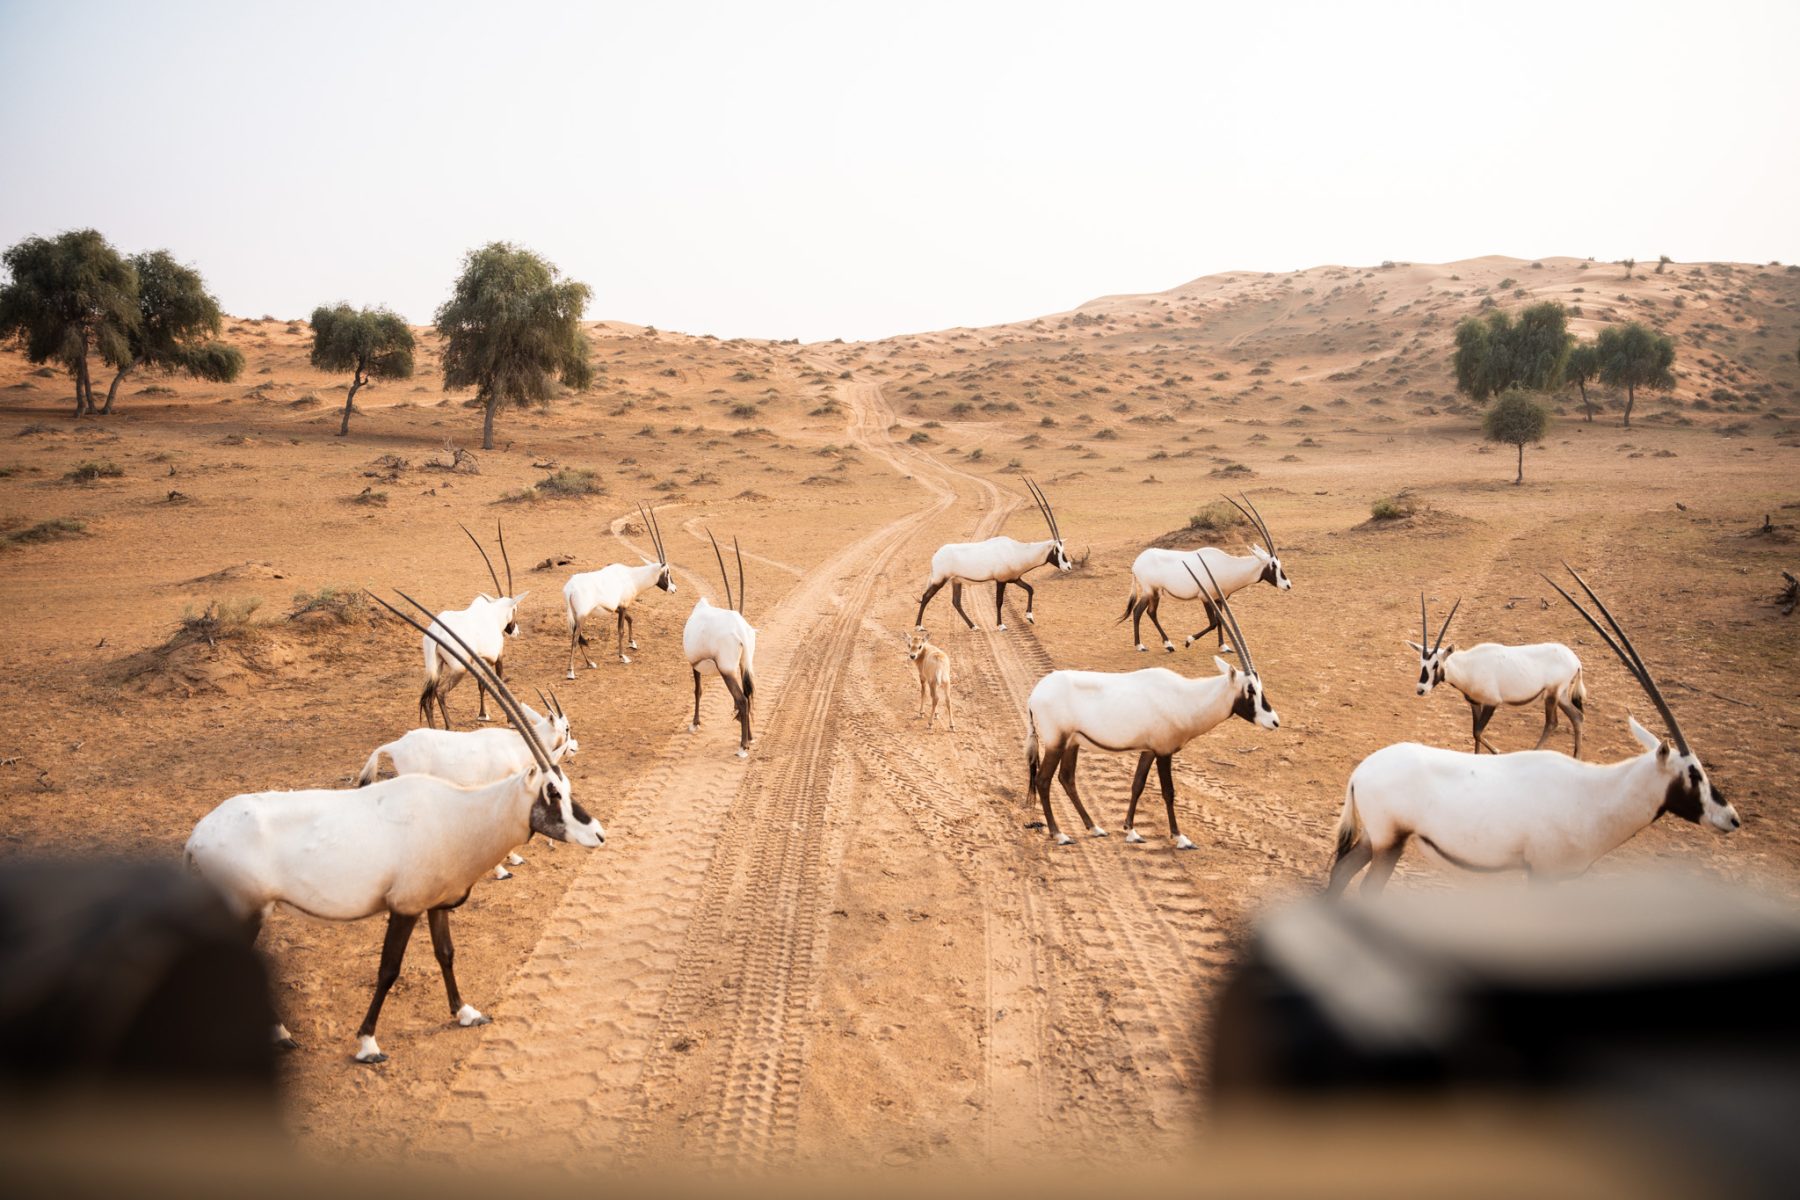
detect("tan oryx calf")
(905, 628), (954, 730)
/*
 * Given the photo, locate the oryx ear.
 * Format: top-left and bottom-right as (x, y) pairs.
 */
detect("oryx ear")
(1404, 640), (1424, 654)
(1627, 715), (1662, 753)
(510, 590), (530, 605)
(640, 555), (654, 566)
(1249, 543), (1270, 560)
(476, 591), (495, 602)
(1213, 656), (1235, 676)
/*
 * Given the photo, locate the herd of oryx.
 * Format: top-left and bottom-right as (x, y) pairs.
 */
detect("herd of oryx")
(184, 483), (1740, 1064)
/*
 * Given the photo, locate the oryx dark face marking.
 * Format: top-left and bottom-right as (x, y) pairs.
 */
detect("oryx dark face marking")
(657, 565), (675, 593)
(504, 621), (520, 636)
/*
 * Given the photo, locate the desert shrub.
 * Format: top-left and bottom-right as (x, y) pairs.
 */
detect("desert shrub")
(178, 597), (264, 644)
(289, 586), (368, 623)
(2, 517), (87, 547)
(1209, 462), (1253, 477)
(1369, 494), (1417, 521)
(1187, 501), (1247, 532)
(907, 431), (930, 443)
(64, 460), (123, 483)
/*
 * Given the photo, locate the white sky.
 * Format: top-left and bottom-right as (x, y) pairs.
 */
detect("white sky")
(3, 0), (1796, 342)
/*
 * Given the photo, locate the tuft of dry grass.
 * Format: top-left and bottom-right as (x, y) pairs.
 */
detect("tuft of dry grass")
(2, 517), (88, 548)
(64, 460), (123, 483)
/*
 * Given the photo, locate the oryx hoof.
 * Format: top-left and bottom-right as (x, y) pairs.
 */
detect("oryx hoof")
(1183, 636), (1196, 647)
(1136, 644), (1148, 653)
(1054, 833), (1073, 846)
(1219, 644), (1235, 656)
(566, 671), (578, 681)
(476, 713), (494, 724)
(505, 853), (525, 866)
(620, 655), (632, 664)
(1174, 835), (1197, 851)
(1124, 829), (1145, 844)
(273, 1024), (298, 1051)
(585, 660), (598, 670)
(996, 623), (1007, 632)
(1163, 642), (1176, 653)
(1090, 826), (1107, 838)
(629, 641), (640, 651)
(1025, 613), (1035, 624)
(456, 1004), (490, 1028)
(735, 748), (749, 759)
(688, 723), (700, 733)
(492, 867), (513, 881)
(354, 1036), (386, 1064)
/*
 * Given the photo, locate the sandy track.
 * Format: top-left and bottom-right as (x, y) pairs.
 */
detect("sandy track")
(421, 370), (1314, 1170)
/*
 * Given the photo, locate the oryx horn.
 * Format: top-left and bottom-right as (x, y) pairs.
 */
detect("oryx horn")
(460, 522), (503, 597)
(1188, 558), (1254, 676)
(707, 529), (735, 613)
(1542, 565), (1690, 755)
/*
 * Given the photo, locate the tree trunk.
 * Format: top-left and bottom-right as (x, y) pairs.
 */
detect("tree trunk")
(1623, 383), (1635, 428)
(339, 365), (365, 437)
(482, 391), (497, 451)
(1577, 379), (1592, 421)
(74, 354), (93, 416)
(1515, 441), (1524, 484)
(102, 358), (137, 414)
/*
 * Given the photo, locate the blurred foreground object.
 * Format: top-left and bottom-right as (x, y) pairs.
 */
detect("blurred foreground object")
(0, 857), (276, 1088)
(1214, 874), (1800, 1195)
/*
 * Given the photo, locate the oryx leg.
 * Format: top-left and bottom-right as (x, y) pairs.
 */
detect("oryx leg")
(1471, 702), (1501, 754)
(474, 658), (500, 723)
(1325, 837), (1373, 898)
(427, 908), (490, 1028)
(1014, 577), (1035, 624)
(689, 668), (703, 731)
(1157, 754), (1193, 849)
(940, 681), (953, 730)
(915, 580), (947, 628)
(624, 608), (638, 651)
(1560, 698), (1584, 759)
(247, 911), (298, 1050)
(1532, 694), (1558, 751)
(1122, 751), (1155, 841)
(994, 580), (1008, 630)
(1030, 743), (1065, 842)
(1360, 834), (1411, 896)
(722, 670), (753, 756)
(1144, 592), (1175, 652)
(436, 667), (467, 729)
(1130, 593), (1150, 651)
(916, 672), (928, 718)
(1056, 744), (1105, 838)
(567, 613), (592, 679)
(355, 911), (419, 1064)
(950, 581), (976, 630)
(1184, 600), (1226, 651)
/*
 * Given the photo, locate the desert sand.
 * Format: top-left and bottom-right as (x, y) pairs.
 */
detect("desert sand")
(2, 255), (1796, 1172)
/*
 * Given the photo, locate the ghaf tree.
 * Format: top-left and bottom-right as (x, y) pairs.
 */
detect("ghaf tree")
(1484, 388), (1551, 484)
(104, 250), (243, 413)
(309, 305), (415, 436)
(0, 229), (136, 416)
(435, 242), (592, 450)
(1595, 321), (1675, 429)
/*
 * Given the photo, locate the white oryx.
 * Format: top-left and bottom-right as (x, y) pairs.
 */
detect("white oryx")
(916, 478), (1071, 631)
(1025, 560), (1280, 848)
(684, 531), (758, 758)
(419, 521), (527, 729)
(1327, 567), (1739, 897)
(1410, 594), (1587, 756)
(563, 502), (676, 675)
(1123, 493), (1291, 653)
(356, 691), (578, 880)
(185, 590), (604, 1064)
(904, 627), (954, 731)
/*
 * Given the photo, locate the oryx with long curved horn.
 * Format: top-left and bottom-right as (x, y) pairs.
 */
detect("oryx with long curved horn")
(562, 502), (677, 674)
(1329, 566), (1738, 896)
(1025, 558), (1280, 849)
(185, 589), (603, 1064)
(1409, 592), (1586, 756)
(917, 477), (1071, 631)
(418, 520), (528, 728)
(683, 530), (758, 757)
(1121, 492), (1291, 653)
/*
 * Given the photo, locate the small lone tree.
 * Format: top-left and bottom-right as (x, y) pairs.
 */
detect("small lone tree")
(1622, 257), (1636, 280)
(103, 250), (243, 413)
(1655, 255), (1672, 275)
(435, 242), (591, 450)
(1596, 320), (1675, 428)
(309, 304), (415, 436)
(1484, 388), (1550, 484)
(0, 229), (137, 416)
(1566, 340), (1602, 422)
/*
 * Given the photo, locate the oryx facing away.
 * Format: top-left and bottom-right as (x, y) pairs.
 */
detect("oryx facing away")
(563, 502), (676, 675)
(1025, 560), (1280, 848)
(916, 478), (1070, 631)
(419, 521), (527, 729)
(1410, 594), (1586, 756)
(904, 628), (954, 730)
(684, 531), (758, 757)
(1123, 493), (1291, 653)
(185, 590), (603, 1064)
(1327, 567), (1738, 897)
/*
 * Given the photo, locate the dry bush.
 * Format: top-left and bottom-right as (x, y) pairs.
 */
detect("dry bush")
(2, 517), (87, 548)
(64, 460), (123, 483)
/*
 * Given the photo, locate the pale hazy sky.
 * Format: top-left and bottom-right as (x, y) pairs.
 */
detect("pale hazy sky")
(3, 0), (1796, 342)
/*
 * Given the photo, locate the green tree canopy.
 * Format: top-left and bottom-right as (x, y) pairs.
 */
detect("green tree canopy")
(435, 242), (592, 449)
(1595, 321), (1675, 428)
(1565, 340), (1602, 422)
(1451, 301), (1571, 403)
(0, 229), (136, 415)
(1483, 388), (1551, 484)
(103, 250), (243, 413)
(310, 304), (415, 436)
